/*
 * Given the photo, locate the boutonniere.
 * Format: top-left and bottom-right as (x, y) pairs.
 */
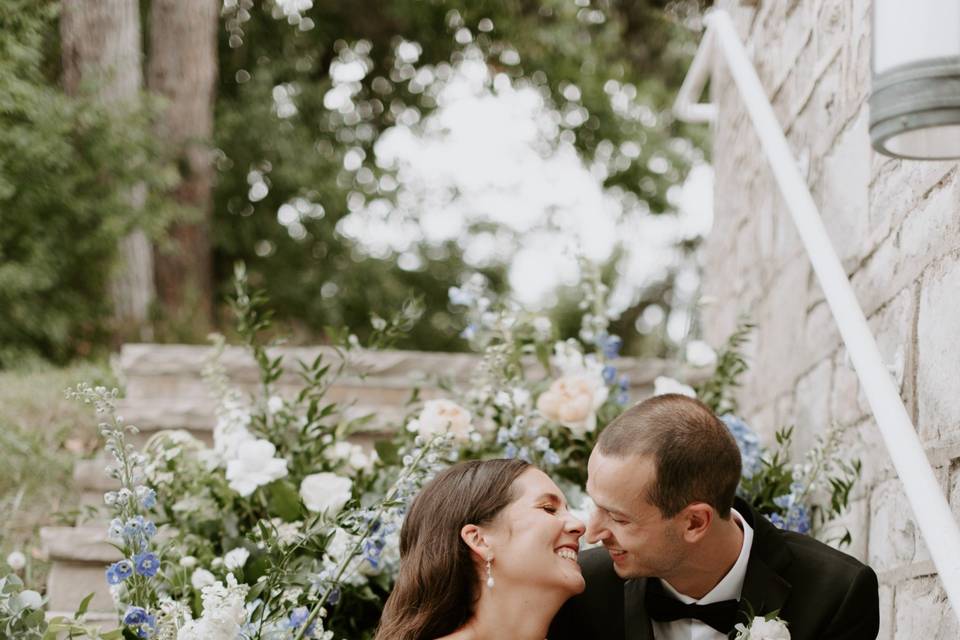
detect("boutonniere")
(733, 613), (790, 639)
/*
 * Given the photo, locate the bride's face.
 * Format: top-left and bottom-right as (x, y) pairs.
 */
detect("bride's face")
(484, 468), (586, 596)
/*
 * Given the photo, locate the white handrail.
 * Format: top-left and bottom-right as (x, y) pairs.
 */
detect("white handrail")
(674, 8), (960, 621)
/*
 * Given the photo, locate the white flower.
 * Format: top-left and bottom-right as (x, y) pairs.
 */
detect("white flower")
(326, 441), (373, 472)
(179, 556), (198, 568)
(406, 399), (472, 441)
(212, 393), (255, 465)
(190, 568), (216, 590)
(300, 472), (353, 515)
(6, 551), (26, 571)
(536, 374), (609, 436)
(177, 574), (249, 640)
(224, 548), (250, 571)
(734, 616), (791, 639)
(267, 395), (284, 414)
(533, 316), (552, 339)
(685, 340), (718, 368)
(17, 590), (42, 610)
(653, 375), (697, 398)
(225, 439), (289, 497)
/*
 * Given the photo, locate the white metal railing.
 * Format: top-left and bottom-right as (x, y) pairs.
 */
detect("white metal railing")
(674, 8), (960, 622)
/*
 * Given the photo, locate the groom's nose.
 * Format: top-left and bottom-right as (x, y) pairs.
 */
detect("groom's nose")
(585, 510), (609, 544)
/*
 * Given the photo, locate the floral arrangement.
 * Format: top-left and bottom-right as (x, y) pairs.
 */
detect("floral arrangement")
(0, 264), (860, 638)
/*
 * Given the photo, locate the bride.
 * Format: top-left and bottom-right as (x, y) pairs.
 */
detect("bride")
(375, 459), (586, 640)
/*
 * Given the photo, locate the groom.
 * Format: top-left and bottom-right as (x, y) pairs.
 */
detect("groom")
(549, 394), (879, 640)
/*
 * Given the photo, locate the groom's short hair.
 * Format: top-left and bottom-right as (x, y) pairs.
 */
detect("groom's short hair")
(597, 394), (742, 518)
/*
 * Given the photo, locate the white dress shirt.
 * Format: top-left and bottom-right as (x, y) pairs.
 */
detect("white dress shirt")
(651, 509), (754, 640)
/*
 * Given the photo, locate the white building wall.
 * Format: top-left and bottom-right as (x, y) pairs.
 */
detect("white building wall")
(705, 2), (960, 637)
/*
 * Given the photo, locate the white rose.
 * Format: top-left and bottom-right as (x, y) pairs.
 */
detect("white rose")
(300, 472), (353, 515)
(407, 399), (472, 441)
(327, 441), (372, 472)
(225, 439), (289, 497)
(223, 548), (250, 571)
(18, 590), (43, 610)
(685, 340), (718, 368)
(741, 616), (791, 639)
(179, 556), (198, 568)
(653, 375), (697, 398)
(6, 551), (26, 571)
(190, 568), (216, 590)
(536, 374), (609, 436)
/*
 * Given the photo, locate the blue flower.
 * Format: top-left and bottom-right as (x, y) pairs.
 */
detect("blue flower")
(496, 428), (510, 445)
(533, 436), (551, 452)
(136, 486), (157, 510)
(602, 335), (623, 359)
(123, 606), (156, 638)
(719, 414), (762, 477)
(618, 375), (630, 391)
(134, 551), (160, 578)
(517, 446), (531, 463)
(504, 443), (518, 459)
(288, 606), (309, 628)
(602, 365), (617, 385)
(616, 390), (630, 405)
(543, 449), (561, 466)
(106, 559), (134, 585)
(448, 286), (473, 306)
(328, 587), (341, 605)
(460, 323), (478, 340)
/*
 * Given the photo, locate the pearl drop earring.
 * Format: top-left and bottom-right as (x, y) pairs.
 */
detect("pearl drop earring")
(485, 557), (495, 589)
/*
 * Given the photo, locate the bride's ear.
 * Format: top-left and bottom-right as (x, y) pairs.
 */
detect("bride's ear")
(460, 524), (492, 559)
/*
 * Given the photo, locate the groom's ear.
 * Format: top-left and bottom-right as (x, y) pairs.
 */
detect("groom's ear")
(680, 503), (713, 542)
(460, 524), (492, 559)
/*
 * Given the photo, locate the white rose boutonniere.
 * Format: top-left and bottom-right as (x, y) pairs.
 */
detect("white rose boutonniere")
(300, 472), (353, 516)
(536, 374), (608, 437)
(734, 615), (791, 639)
(406, 399), (472, 441)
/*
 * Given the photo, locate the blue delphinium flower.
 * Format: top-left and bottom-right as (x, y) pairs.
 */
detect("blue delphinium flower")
(602, 365), (617, 385)
(533, 436), (551, 452)
(134, 551), (160, 578)
(136, 486), (157, 510)
(288, 605), (318, 637)
(543, 449), (561, 466)
(504, 443), (518, 459)
(719, 414), (761, 477)
(123, 606), (157, 638)
(106, 559), (134, 585)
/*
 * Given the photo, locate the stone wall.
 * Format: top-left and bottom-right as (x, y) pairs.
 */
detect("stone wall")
(705, 2), (960, 637)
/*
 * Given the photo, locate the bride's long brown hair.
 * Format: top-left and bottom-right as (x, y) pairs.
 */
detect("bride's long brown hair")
(375, 458), (531, 640)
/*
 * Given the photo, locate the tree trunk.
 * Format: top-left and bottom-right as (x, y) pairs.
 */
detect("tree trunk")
(61, 0), (156, 341)
(147, 0), (220, 337)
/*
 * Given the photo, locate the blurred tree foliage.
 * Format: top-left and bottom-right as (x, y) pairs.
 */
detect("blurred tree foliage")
(0, 0), (178, 368)
(212, 0), (709, 352)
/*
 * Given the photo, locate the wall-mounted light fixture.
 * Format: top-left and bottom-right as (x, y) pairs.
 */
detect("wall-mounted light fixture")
(870, 1), (960, 160)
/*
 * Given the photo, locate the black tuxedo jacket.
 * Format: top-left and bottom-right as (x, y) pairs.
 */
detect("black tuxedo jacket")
(549, 499), (879, 640)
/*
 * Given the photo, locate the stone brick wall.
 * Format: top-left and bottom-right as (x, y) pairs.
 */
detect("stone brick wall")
(704, 2), (960, 637)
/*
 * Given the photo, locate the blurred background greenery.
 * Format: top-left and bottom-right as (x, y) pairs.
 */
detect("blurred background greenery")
(0, 0), (711, 368)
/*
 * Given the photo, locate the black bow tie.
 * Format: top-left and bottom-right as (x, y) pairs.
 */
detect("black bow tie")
(644, 579), (739, 634)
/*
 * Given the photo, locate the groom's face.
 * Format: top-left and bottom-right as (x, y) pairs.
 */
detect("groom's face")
(584, 451), (685, 579)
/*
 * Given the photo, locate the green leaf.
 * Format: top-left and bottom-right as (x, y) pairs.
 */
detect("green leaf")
(267, 479), (302, 521)
(374, 439), (400, 466)
(74, 592), (95, 618)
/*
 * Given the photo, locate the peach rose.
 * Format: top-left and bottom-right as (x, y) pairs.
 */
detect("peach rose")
(407, 399), (473, 441)
(536, 375), (609, 436)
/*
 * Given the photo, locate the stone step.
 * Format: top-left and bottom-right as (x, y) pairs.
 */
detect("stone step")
(45, 561), (116, 614)
(41, 525), (120, 564)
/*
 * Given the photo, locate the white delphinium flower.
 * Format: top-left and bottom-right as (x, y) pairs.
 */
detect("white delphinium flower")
(6, 550), (26, 571)
(320, 528), (368, 587)
(225, 439), (289, 497)
(405, 399), (472, 441)
(177, 573), (249, 640)
(685, 340), (718, 368)
(300, 473), (352, 515)
(223, 548), (250, 571)
(190, 568), (216, 590)
(653, 375), (697, 398)
(326, 441), (373, 473)
(155, 598), (192, 640)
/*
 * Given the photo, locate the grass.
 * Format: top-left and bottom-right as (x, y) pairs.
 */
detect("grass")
(0, 359), (116, 588)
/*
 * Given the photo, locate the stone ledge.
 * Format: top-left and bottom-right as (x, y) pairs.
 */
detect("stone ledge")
(40, 526), (120, 563)
(45, 561), (115, 614)
(877, 561), (937, 586)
